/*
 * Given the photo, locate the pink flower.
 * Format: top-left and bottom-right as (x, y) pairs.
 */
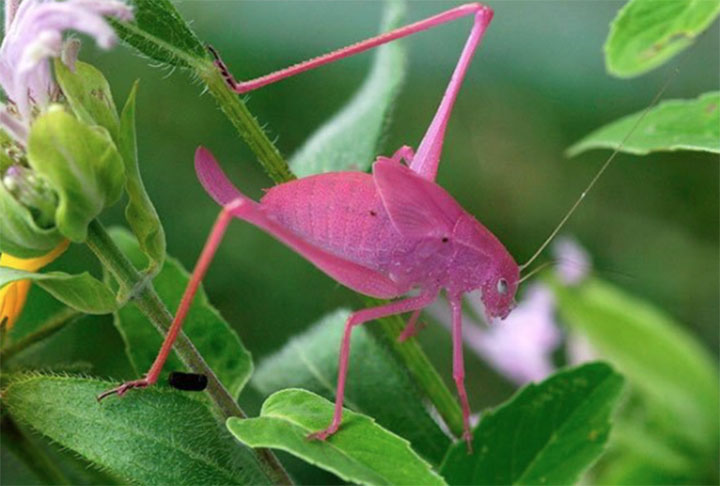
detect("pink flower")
(553, 236), (591, 286)
(429, 285), (561, 385)
(0, 0), (132, 142)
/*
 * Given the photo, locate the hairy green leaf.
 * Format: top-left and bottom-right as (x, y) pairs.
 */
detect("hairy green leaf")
(1, 414), (123, 486)
(0, 267), (115, 314)
(54, 60), (120, 140)
(0, 181), (63, 258)
(440, 363), (624, 486)
(227, 388), (446, 486)
(551, 278), (719, 454)
(109, 228), (251, 398)
(568, 92), (720, 156)
(253, 309), (449, 463)
(118, 83), (166, 274)
(3, 375), (272, 485)
(112, 0), (206, 67)
(605, 0), (720, 77)
(27, 109), (125, 242)
(291, 0), (407, 176)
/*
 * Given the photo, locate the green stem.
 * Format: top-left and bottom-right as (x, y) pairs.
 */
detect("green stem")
(200, 63), (465, 438)
(85, 219), (292, 485)
(1, 307), (81, 362)
(200, 61), (296, 185)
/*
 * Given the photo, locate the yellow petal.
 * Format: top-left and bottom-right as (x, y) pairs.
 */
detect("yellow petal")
(0, 239), (70, 272)
(0, 239), (70, 331)
(0, 283), (20, 329)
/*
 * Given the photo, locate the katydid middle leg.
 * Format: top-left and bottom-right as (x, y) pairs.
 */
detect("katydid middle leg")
(309, 292), (438, 440)
(397, 308), (426, 342)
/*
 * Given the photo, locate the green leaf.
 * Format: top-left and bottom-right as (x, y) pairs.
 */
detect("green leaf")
(253, 309), (450, 463)
(605, 0), (720, 78)
(440, 363), (625, 486)
(0, 181), (63, 259)
(227, 388), (446, 486)
(27, 109), (126, 242)
(0, 267), (115, 314)
(290, 0), (407, 176)
(117, 82), (166, 274)
(53, 60), (120, 140)
(1, 414), (123, 486)
(567, 92), (720, 156)
(112, 0), (206, 68)
(3, 374), (273, 485)
(551, 278), (719, 453)
(606, 418), (700, 479)
(109, 227), (251, 398)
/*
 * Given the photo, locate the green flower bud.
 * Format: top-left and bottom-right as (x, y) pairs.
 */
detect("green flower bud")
(26, 107), (126, 242)
(0, 170), (63, 258)
(2, 165), (58, 229)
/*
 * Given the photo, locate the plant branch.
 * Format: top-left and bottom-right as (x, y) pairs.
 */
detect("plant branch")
(1, 307), (81, 362)
(85, 219), (292, 485)
(199, 61), (296, 185)
(199, 64), (465, 438)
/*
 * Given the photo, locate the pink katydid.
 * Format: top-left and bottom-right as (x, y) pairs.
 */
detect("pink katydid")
(98, 2), (669, 450)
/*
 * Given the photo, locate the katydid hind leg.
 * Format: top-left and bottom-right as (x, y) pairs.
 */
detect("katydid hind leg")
(308, 292), (438, 440)
(213, 4), (493, 182)
(98, 199), (242, 401)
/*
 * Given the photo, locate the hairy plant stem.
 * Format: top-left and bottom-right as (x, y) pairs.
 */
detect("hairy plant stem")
(85, 219), (292, 485)
(200, 61), (296, 185)
(199, 65), (465, 439)
(0, 308), (81, 362)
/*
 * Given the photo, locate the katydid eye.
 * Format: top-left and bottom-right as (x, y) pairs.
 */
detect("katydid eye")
(496, 278), (508, 295)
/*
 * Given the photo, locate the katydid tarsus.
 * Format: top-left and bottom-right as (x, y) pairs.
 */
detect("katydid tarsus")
(99, 2), (669, 450)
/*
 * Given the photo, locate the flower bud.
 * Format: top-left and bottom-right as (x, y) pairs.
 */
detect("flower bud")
(2, 165), (58, 229)
(0, 168), (63, 258)
(26, 107), (125, 242)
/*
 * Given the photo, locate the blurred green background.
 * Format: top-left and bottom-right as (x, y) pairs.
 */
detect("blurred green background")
(20, 0), (718, 430)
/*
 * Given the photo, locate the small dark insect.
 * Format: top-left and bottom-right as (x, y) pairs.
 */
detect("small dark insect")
(168, 371), (208, 392)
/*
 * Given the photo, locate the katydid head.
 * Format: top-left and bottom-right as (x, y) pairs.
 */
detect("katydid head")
(479, 254), (519, 320)
(450, 214), (519, 319)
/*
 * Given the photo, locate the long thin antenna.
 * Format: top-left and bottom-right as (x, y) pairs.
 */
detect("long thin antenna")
(520, 72), (677, 271)
(517, 260), (554, 284)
